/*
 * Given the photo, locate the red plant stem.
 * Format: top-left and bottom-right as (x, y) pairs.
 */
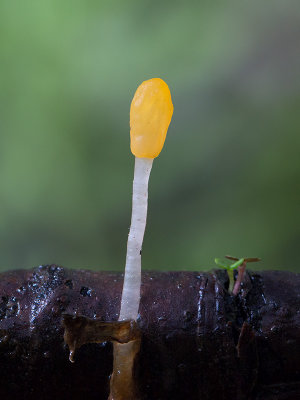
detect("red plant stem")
(232, 261), (247, 295)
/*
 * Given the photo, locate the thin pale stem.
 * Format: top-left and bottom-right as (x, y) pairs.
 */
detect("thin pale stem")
(111, 157), (151, 398)
(228, 269), (234, 293)
(232, 262), (247, 296)
(119, 157), (153, 321)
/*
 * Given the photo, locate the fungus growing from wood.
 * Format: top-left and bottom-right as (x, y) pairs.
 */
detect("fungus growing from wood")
(107, 78), (173, 399)
(119, 78), (173, 321)
(62, 79), (173, 398)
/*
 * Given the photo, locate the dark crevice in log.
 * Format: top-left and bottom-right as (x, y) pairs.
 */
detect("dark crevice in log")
(0, 265), (299, 399)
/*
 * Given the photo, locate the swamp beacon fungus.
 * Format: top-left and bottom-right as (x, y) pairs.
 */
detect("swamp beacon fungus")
(119, 78), (173, 322)
(63, 78), (173, 399)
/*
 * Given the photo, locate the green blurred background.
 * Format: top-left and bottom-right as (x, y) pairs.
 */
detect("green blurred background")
(0, 0), (299, 272)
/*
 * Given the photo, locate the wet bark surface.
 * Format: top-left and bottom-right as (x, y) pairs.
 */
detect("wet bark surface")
(0, 265), (299, 399)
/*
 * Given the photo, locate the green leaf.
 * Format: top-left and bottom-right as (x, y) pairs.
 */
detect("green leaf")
(229, 258), (244, 270)
(214, 258), (230, 269)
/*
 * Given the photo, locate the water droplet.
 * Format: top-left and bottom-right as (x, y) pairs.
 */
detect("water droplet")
(69, 349), (75, 363)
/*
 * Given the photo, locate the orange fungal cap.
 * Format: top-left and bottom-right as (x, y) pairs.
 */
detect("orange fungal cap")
(130, 78), (173, 158)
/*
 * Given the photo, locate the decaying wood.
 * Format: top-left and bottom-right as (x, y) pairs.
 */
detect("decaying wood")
(0, 265), (299, 399)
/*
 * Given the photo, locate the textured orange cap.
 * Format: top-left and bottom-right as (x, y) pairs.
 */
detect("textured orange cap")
(130, 78), (173, 158)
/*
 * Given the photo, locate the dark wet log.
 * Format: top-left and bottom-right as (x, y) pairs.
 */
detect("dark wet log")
(0, 265), (299, 400)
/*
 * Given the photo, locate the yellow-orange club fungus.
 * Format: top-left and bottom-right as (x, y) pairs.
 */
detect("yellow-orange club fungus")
(130, 78), (173, 159)
(119, 78), (173, 321)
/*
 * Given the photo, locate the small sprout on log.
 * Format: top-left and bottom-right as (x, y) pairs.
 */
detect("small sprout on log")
(225, 255), (261, 295)
(215, 257), (244, 293)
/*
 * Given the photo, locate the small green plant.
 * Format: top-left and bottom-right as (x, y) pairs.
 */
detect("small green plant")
(215, 255), (261, 295)
(215, 257), (244, 293)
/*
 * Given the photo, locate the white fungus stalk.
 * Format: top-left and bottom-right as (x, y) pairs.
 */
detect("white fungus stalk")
(119, 157), (153, 321)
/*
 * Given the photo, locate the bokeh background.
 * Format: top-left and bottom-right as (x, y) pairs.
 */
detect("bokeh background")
(0, 0), (299, 272)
